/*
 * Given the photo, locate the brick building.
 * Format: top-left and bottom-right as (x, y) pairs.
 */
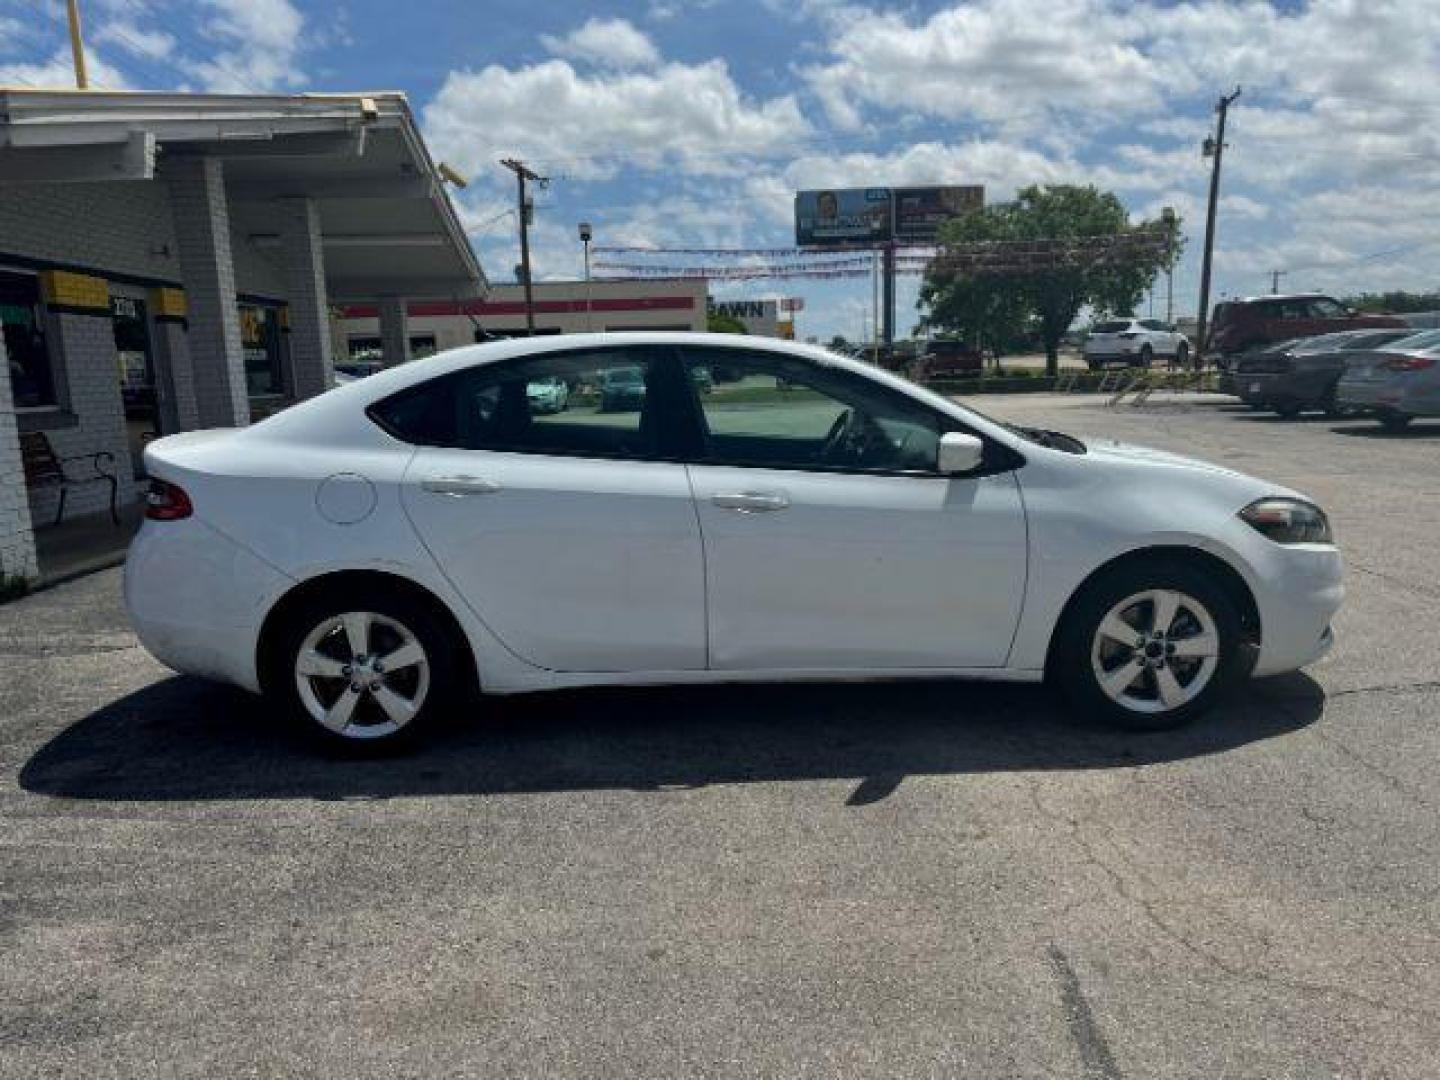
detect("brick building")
(0, 88), (483, 583)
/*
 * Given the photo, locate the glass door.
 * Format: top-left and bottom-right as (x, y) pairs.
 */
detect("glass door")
(112, 293), (157, 479)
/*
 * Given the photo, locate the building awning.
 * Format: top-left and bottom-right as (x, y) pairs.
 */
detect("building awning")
(0, 88), (484, 300)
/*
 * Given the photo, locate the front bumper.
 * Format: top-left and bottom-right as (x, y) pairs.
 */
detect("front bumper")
(1251, 543), (1344, 677)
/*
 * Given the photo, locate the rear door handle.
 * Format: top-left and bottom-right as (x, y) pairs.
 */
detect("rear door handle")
(421, 474), (502, 497)
(711, 491), (789, 513)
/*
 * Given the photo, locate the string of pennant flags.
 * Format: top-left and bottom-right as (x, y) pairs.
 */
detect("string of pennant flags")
(593, 229), (1176, 282)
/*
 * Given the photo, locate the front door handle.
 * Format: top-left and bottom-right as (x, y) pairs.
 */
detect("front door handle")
(711, 491), (789, 513)
(421, 474), (502, 497)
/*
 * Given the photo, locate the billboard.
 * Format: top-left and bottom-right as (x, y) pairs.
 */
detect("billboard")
(795, 188), (892, 247)
(893, 186), (985, 243)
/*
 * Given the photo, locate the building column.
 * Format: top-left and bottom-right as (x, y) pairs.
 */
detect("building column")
(379, 296), (410, 367)
(278, 196), (333, 399)
(149, 287), (200, 432)
(0, 330), (39, 583)
(165, 155), (249, 427)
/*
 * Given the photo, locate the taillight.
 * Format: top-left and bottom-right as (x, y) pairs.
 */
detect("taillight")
(145, 479), (193, 521)
(1383, 355), (1436, 372)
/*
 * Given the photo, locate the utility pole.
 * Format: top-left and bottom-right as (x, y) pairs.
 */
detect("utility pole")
(500, 158), (548, 335)
(1270, 269), (1286, 294)
(1195, 86), (1241, 363)
(881, 241), (896, 354)
(65, 0), (88, 89)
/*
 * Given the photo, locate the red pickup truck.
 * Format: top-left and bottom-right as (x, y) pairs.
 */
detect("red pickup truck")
(1209, 294), (1407, 356)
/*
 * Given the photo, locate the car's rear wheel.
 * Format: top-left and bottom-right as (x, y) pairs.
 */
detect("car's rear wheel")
(1380, 411), (1412, 432)
(1054, 560), (1245, 731)
(273, 591), (458, 750)
(1274, 401), (1302, 419)
(1138, 345), (1154, 368)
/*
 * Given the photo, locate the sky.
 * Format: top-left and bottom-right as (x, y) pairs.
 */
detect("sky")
(3, 0), (1439, 341)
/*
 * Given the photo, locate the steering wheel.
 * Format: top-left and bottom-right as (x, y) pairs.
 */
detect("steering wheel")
(821, 408), (888, 465)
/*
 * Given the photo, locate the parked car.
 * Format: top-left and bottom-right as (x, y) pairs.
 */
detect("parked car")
(1336, 329), (1440, 431)
(126, 332), (1342, 749)
(1084, 318), (1190, 369)
(525, 375), (569, 415)
(598, 366), (646, 411)
(1234, 329), (1419, 417)
(916, 339), (986, 379)
(1207, 294), (1407, 356)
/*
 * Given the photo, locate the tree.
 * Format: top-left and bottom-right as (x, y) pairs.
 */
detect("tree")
(706, 312), (747, 334)
(827, 334), (855, 355)
(920, 185), (1181, 376)
(1342, 290), (1440, 314)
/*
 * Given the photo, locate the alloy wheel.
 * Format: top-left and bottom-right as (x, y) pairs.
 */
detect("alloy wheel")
(1090, 589), (1220, 715)
(293, 611), (431, 739)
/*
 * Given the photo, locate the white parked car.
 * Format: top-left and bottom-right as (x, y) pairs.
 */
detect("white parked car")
(126, 333), (1341, 749)
(1084, 318), (1191, 369)
(525, 375), (569, 414)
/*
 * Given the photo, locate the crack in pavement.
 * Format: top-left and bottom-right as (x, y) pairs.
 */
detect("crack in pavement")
(1024, 778), (1440, 1027)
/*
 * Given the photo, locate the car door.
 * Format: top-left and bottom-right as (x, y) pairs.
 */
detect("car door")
(678, 347), (1028, 671)
(388, 345), (707, 672)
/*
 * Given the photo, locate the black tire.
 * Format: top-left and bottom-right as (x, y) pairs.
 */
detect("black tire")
(1380, 411), (1412, 432)
(1087, 359), (1100, 372)
(1274, 401), (1302, 419)
(268, 587), (461, 753)
(1139, 345), (1154, 369)
(1052, 558), (1246, 732)
(1175, 342), (1190, 368)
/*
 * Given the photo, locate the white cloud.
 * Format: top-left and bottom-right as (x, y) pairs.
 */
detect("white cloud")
(93, 20), (176, 62)
(185, 0), (307, 92)
(803, 0), (1161, 133)
(541, 18), (660, 70)
(0, 46), (132, 90)
(423, 58), (808, 182)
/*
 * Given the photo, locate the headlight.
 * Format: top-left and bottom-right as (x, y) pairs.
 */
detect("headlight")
(1239, 498), (1333, 544)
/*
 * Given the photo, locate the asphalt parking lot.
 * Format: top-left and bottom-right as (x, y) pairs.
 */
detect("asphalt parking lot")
(2, 393), (1438, 1078)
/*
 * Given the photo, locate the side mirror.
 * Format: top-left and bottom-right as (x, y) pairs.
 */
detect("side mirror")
(937, 431), (985, 475)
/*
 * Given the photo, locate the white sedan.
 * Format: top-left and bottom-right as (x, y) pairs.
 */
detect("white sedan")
(1084, 318), (1191, 369)
(126, 333), (1341, 748)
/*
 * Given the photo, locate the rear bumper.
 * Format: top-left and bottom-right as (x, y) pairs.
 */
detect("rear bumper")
(124, 518), (293, 692)
(1338, 379), (1439, 416)
(1236, 371), (1336, 407)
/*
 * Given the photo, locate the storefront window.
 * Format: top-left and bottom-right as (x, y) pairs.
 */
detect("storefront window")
(1, 272), (56, 409)
(240, 303), (285, 396)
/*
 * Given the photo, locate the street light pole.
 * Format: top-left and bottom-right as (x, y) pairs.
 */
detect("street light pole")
(579, 221), (593, 332)
(65, 0), (88, 89)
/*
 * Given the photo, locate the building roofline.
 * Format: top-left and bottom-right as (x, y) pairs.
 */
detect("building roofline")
(0, 87), (485, 294)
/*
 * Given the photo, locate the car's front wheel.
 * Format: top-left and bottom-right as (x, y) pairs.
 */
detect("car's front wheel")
(1175, 342), (1190, 368)
(272, 591), (458, 750)
(1054, 560), (1245, 731)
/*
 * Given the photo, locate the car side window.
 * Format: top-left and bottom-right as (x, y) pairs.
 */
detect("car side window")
(369, 346), (686, 460)
(1309, 298), (1347, 318)
(679, 348), (943, 474)
(1138, 319), (1166, 332)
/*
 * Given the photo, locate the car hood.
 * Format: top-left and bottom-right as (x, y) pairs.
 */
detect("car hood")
(1080, 438), (1307, 500)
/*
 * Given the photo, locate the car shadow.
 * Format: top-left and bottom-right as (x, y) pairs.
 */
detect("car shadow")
(19, 673), (1325, 804)
(1330, 422), (1440, 438)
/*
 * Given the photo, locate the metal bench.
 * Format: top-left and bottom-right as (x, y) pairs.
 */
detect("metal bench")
(20, 431), (119, 525)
